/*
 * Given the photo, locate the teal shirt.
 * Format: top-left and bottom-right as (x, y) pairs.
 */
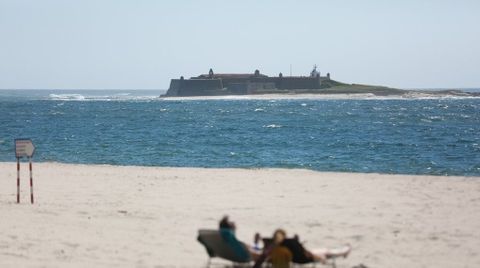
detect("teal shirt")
(219, 228), (250, 261)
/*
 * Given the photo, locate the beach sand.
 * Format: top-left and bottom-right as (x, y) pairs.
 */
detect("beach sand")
(0, 162), (479, 267)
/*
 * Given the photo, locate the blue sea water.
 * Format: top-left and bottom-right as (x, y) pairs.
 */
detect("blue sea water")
(1, 89), (479, 176)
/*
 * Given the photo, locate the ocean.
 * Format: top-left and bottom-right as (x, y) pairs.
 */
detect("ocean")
(1, 89), (479, 176)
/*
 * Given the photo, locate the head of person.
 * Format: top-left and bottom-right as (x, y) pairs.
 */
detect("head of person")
(219, 215), (236, 231)
(273, 229), (287, 245)
(254, 233), (261, 244)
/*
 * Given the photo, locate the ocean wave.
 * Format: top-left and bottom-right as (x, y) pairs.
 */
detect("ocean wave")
(48, 93), (159, 101)
(402, 92), (480, 100)
(263, 124), (282, 128)
(160, 93), (480, 101)
(49, 93), (85, 101)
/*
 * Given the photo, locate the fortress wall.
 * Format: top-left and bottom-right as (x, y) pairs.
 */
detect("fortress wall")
(247, 82), (276, 93)
(275, 77), (321, 89)
(181, 79), (223, 90)
(242, 76), (324, 90)
(228, 83), (248, 94)
(177, 79), (223, 96)
(248, 77), (278, 84)
(166, 79), (223, 96)
(165, 75), (330, 96)
(166, 80), (181, 96)
(223, 78), (278, 94)
(220, 78), (254, 86)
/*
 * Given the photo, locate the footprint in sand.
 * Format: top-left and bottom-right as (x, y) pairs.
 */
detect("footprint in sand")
(62, 242), (80, 249)
(349, 234), (364, 241)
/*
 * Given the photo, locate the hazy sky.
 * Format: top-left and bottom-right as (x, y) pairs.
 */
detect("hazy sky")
(1, 0), (479, 89)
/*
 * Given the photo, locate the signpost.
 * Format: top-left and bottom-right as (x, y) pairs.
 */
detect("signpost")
(14, 139), (36, 204)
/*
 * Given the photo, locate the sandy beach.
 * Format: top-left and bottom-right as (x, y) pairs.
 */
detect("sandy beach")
(0, 162), (479, 267)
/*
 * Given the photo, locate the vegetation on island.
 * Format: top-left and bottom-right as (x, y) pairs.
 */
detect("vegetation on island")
(251, 80), (477, 97)
(250, 79), (406, 96)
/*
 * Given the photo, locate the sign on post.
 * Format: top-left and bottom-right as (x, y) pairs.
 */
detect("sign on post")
(14, 139), (36, 204)
(15, 139), (35, 158)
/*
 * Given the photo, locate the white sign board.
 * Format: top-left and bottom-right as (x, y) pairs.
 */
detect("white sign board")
(15, 139), (35, 158)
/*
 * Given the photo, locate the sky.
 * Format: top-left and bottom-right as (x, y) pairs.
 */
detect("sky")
(0, 0), (479, 89)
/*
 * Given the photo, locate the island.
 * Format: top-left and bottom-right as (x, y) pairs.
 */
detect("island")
(161, 66), (477, 97)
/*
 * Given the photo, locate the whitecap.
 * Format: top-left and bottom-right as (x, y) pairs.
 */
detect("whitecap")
(49, 93), (85, 101)
(263, 124), (282, 128)
(49, 111), (65, 115)
(47, 92), (160, 102)
(429, 116), (444, 121)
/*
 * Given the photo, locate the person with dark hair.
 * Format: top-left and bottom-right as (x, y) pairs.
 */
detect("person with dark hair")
(218, 216), (261, 261)
(219, 215), (231, 229)
(253, 233), (262, 252)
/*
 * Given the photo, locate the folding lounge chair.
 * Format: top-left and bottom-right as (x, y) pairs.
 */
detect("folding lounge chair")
(197, 229), (252, 267)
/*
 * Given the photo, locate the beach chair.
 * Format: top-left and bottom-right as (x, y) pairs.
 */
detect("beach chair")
(263, 238), (340, 268)
(197, 229), (252, 267)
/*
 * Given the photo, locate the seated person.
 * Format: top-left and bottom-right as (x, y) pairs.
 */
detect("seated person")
(253, 232), (263, 252)
(218, 216), (261, 261)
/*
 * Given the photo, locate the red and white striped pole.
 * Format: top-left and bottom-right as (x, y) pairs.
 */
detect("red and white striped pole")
(29, 157), (34, 204)
(17, 157), (20, 203)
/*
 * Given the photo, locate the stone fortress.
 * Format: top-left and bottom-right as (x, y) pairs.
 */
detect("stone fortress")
(164, 66), (332, 96)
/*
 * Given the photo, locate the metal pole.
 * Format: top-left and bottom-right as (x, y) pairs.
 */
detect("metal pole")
(17, 157), (20, 203)
(29, 157), (34, 204)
